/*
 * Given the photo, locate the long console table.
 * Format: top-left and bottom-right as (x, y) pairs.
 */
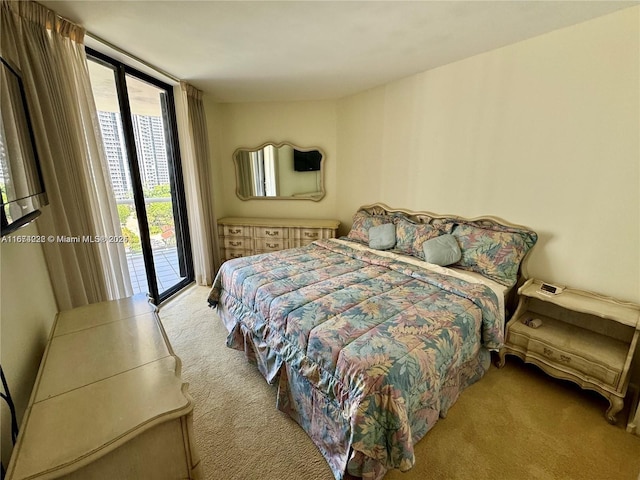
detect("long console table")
(6, 295), (201, 480)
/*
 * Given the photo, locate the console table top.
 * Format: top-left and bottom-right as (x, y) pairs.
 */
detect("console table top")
(7, 295), (192, 480)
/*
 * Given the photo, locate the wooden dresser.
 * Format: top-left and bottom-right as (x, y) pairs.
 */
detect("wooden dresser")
(218, 217), (340, 261)
(6, 295), (201, 480)
(498, 278), (640, 424)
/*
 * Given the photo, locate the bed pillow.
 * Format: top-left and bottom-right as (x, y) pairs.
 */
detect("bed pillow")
(346, 211), (394, 244)
(422, 234), (461, 266)
(451, 223), (538, 287)
(368, 223), (396, 250)
(394, 217), (453, 260)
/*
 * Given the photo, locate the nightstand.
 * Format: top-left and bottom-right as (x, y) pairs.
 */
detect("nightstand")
(498, 278), (640, 424)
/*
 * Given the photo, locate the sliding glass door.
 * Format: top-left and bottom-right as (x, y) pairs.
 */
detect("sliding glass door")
(87, 49), (193, 304)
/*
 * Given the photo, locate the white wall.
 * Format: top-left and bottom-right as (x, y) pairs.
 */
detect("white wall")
(336, 7), (639, 303)
(205, 99), (338, 220)
(0, 221), (57, 468)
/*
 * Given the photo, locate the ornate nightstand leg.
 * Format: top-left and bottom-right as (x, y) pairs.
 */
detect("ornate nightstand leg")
(605, 395), (624, 424)
(496, 348), (507, 368)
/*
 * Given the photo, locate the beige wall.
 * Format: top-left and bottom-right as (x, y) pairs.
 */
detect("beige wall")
(202, 8), (639, 303)
(205, 99), (338, 220)
(336, 7), (639, 303)
(0, 222), (57, 467)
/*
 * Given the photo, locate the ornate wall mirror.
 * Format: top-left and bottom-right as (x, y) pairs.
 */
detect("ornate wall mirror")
(233, 142), (325, 201)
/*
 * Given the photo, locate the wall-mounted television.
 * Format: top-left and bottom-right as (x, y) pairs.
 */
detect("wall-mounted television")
(0, 56), (48, 236)
(293, 149), (322, 172)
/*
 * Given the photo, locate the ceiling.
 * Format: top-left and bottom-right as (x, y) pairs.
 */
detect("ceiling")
(41, 1), (638, 103)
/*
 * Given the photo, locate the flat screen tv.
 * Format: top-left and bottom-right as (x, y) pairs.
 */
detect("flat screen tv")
(0, 56), (48, 236)
(293, 149), (322, 172)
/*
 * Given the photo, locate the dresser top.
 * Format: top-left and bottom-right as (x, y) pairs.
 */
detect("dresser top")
(218, 217), (340, 229)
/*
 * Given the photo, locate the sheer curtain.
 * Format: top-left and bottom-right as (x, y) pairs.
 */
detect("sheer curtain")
(178, 82), (219, 285)
(1, 0), (132, 310)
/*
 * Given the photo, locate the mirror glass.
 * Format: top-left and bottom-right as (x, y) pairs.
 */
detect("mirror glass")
(0, 57), (48, 235)
(234, 142), (325, 201)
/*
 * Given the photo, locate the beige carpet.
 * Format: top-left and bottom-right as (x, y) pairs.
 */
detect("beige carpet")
(160, 285), (640, 480)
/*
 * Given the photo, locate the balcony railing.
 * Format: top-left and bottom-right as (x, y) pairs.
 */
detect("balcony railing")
(117, 198), (183, 295)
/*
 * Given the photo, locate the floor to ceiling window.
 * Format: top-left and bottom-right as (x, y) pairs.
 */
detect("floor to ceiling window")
(86, 49), (193, 304)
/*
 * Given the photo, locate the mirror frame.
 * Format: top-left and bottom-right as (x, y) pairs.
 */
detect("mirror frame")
(233, 141), (326, 201)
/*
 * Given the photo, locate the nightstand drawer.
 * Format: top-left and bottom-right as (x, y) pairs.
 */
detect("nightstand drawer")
(510, 329), (621, 386)
(254, 226), (288, 239)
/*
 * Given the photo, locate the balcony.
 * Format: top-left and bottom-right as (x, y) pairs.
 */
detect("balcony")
(126, 246), (184, 295)
(118, 197), (185, 296)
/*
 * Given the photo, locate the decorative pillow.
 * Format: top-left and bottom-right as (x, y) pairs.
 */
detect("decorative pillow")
(422, 234), (461, 266)
(451, 223), (538, 287)
(346, 211), (394, 244)
(368, 223), (396, 250)
(394, 217), (454, 260)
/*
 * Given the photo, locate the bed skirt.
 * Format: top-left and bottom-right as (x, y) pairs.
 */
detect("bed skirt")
(216, 295), (491, 480)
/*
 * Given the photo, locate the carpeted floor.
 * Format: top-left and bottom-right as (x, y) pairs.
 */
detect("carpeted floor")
(159, 285), (640, 480)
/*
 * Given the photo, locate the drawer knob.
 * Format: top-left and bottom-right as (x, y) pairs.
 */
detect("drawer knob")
(266, 231), (279, 237)
(304, 232), (319, 238)
(230, 241), (241, 246)
(543, 347), (554, 357)
(267, 243), (278, 248)
(229, 228), (241, 234)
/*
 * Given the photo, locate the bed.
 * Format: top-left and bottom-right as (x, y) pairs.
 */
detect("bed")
(208, 203), (537, 480)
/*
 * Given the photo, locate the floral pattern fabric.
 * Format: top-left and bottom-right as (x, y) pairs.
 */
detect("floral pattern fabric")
(451, 222), (538, 287)
(393, 217), (453, 260)
(346, 211), (396, 244)
(208, 239), (502, 479)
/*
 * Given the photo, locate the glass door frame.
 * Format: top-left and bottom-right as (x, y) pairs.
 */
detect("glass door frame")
(87, 48), (193, 304)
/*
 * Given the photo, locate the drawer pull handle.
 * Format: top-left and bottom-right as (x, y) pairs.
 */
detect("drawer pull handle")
(266, 231), (279, 237)
(304, 232), (319, 238)
(267, 243), (278, 248)
(229, 228), (241, 234)
(559, 355), (571, 363)
(230, 241), (241, 246)
(543, 347), (554, 357)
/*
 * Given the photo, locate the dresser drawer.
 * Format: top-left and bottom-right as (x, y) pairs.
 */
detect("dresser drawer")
(291, 227), (335, 242)
(218, 218), (339, 263)
(508, 327), (621, 386)
(299, 228), (322, 242)
(224, 249), (248, 260)
(254, 226), (288, 239)
(223, 237), (251, 249)
(255, 238), (288, 252)
(222, 225), (251, 237)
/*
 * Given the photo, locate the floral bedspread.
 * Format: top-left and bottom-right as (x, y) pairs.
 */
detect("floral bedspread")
(208, 239), (502, 479)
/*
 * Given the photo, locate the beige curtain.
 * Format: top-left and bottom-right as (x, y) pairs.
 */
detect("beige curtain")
(178, 82), (219, 285)
(1, 0), (132, 310)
